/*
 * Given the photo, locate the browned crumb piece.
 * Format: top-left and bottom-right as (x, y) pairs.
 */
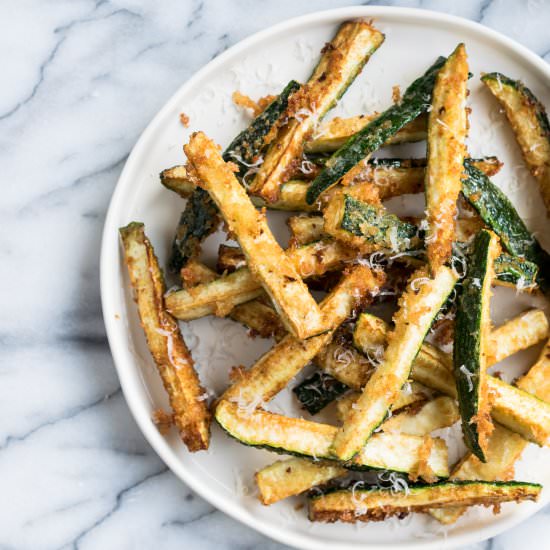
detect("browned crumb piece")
(152, 409), (174, 435)
(409, 436), (438, 483)
(294, 502), (305, 511)
(392, 85), (401, 104)
(497, 464), (516, 482)
(431, 317), (455, 348)
(232, 91), (263, 116)
(403, 398), (429, 416)
(258, 94), (277, 111)
(229, 365), (247, 383)
(471, 409), (495, 454)
(179, 112), (190, 127)
(180, 259), (217, 288)
(216, 244), (247, 273)
(320, 42), (336, 54)
(226, 161), (240, 173)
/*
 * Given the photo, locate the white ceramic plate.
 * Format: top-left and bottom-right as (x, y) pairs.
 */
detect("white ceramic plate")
(101, 7), (550, 549)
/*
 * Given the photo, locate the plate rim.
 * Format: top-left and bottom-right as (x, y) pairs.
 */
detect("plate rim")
(100, 6), (550, 549)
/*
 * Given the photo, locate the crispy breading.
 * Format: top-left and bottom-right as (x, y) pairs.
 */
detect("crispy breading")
(425, 43), (469, 272)
(184, 131), (327, 339)
(119, 223), (210, 451)
(250, 21), (384, 202)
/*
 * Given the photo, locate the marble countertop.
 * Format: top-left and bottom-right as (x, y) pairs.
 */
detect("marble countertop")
(2, 0), (549, 548)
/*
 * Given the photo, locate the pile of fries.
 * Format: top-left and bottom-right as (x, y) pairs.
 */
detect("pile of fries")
(119, 20), (550, 525)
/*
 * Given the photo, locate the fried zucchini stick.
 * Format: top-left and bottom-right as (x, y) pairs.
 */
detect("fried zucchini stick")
(425, 43), (469, 272)
(430, 336), (550, 524)
(184, 131), (327, 339)
(250, 21), (385, 202)
(119, 223), (210, 451)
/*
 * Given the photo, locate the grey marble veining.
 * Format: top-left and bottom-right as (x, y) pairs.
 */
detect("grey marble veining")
(1, 1), (550, 548)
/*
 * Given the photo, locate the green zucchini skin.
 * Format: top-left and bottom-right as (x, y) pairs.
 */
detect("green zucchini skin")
(493, 253), (538, 288)
(453, 230), (494, 462)
(168, 188), (220, 273)
(340, 194), (420, 251)
(305, 155), (429, 169)
(313, 479), (541, 497)
(482, 72), (550, 142)
(462, 159), (550, 291)
(305, 57), (446, 205)
(225, 80), (301, 176)
(309, 479), (542, 520)
(168, 80), (300, 272)
(293, 372), (349, 415)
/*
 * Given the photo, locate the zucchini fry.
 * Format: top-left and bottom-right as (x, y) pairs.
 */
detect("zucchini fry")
(184, 132), (326, 339)
(314, 335), (374, 389)
(430, 425), (528, 524)
(462, 159), (541, 260)
(323, 192), (420, 253)
(381, 396), (459, 436)
(216, 244), (247, 273)
(290, 161), (499, 249)
(489, 377), (550, 445)
(355, 309), (548, 375)
(335, 383), (429, 423)
(168, 80), (300, 272)
(493, 254), (539, 291)
(225, 80), (302, 176)
(431, 339), (550, 525)
(293, 372), (349, 415)
(288, 215), (325, 245)
(354, 313), (550, 446)
(167, 232), (533, 323)
(425, 43), (469, 272)
(215, 400), (449, 477)
(365, 156), (501, 200)
(264, 180), (319, 212)
(306, 56), (447, 204)
(180, 258), (218, 287)
(168, 188), (220, 274)
(256, 393), (509, 507)
(119, 223), (210, 451)
(220, 266), (383, 407)
(454, 230), (499, 461)
(287, 239), (357, 278)
(517, 337), (550, 398)
(166, 268), (264, 320)
(488, 309), (549, 365)
(462, 159), (550, 291)
(308, 480), (541, 523)
(250, 21), (385, 202)
(482, 72), (550, 216)
(230, 301), (287, 341)
(305, 113), (427, 154)
(161, 165), (194, 197)
(256, 458), (347, 505)
(338, 393), (458, 437)
(181, 260), (286, 340)
(331, 266), (458, 461)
